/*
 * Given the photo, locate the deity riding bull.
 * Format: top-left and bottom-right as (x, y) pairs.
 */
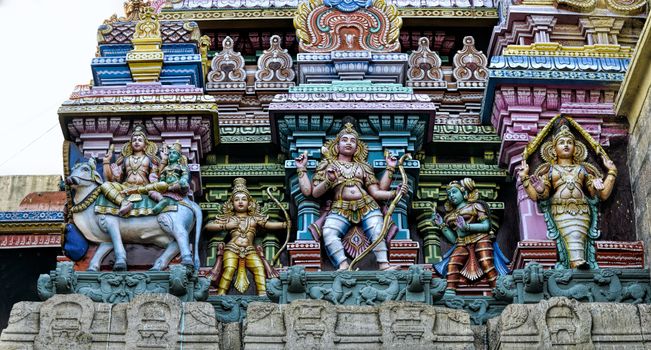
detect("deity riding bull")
(65, 127), (202, 271)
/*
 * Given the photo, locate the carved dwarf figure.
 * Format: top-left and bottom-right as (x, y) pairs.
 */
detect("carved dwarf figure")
(433, 178), (509, 295)
(123, 141), (190, 214)
(519, 117), (617, 269)
(295, 122), (407, 270)
(100, 125), (160, 216)
(205, 178), (287, 296)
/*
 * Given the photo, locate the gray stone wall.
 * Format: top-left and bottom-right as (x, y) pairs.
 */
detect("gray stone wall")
(488, 297), (651, 349)
(4, 294), (651, 349)
(0, 294), (223, 350)
(629, 85), (651, 268)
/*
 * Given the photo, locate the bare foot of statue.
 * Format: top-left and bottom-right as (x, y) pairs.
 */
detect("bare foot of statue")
(118, 200), (133, 216)
(337, 260), (350, 271)
(379, 263), (400, 271)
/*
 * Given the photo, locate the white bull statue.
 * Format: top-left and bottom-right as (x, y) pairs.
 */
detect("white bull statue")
(65, 158), (202, 271)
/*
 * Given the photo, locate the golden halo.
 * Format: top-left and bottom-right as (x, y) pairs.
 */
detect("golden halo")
(573, 140), (588, 163)
(540, 141), (556, 164)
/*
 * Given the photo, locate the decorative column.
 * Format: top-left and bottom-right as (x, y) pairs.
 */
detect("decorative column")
(126, 7), (164, 83)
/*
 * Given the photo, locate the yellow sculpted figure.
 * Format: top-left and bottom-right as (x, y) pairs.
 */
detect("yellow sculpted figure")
(205, 178), (288, 295)
(518, 117), (617, 269)
(100, 125), (160, 216)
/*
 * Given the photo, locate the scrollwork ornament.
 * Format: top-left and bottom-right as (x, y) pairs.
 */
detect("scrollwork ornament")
(255, 35), (295, 83)
(452, 36), (488, 82)
(207, 36), (246, 83)
(407, 37), (443, 82)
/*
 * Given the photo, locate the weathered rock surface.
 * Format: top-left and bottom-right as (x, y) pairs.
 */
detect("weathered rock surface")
(0, 294), (220, 350)
(243, 300), (475, 350)
(4, 295), (651, 349)
(488, 296), (650, 349)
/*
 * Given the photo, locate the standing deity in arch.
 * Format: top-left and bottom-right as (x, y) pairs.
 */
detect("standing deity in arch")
(433, 178), (510, 295)
(518, 117), (617, 269)
(100, 125), (161, 216)
(294, 122), (407, 270)
(205, 178), (288, 295)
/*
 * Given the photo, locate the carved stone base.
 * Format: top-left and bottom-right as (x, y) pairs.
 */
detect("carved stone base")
(389, 240), (420, 266)
(38, 261), (210, 303)
(244, 300), (475, 349)
(489, 297), (651, 349)
(0, 294), (220, 349)
(209, 295), (270, 323)
(287, 240), (322, 271)
(510, 240), (645, 270)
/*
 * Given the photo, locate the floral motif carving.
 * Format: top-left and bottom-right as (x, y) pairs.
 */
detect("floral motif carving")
(554, 0), (647, 15)
(207, 36), (246, 83)
(133, 7), (161, 40)
(452, 36), (488, 85)
(294, 0), (402, 52)
(255, 35), (296, 88)
(407, 37), (443, 82)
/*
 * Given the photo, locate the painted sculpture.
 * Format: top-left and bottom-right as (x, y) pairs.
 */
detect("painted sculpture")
(65, 158), (203, 271)
(294, 122), (407, 271)
(122, 141), (190, 215)
(205, 178), (288, 296)
(518, 116), (617, 269)
(433, 178), (509, 295)
(99, 125), (161, 216)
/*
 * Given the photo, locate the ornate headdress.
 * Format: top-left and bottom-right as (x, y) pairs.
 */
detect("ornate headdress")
(119, 124), (160, 164)
(540, 122), (587, 164)
(232, 177), (251, 197)
(223, 177), (259, 216)
(552, 124), (576, 144)
(323, 122), (369, 163)
(166, 141), (188, 165)
(444, 178), (479, 211)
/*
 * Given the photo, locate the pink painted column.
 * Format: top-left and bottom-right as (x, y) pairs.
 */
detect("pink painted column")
(515, 176), (548, 240)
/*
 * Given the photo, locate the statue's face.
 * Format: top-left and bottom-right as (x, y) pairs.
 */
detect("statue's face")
(169, 149), (180, 163)
(131, 134), (145, 152)
(233, 193), (249, 213)
(337, 133), (358, 157)
(554, 136), (575, 160)
(447, 187), (464, 206)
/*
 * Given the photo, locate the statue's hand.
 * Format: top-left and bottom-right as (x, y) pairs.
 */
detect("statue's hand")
(432, 212), (444, 226)
(456, 216), (468, 234)
(122, 187), (138, 195)
(295, 151), (308, 169)
(518, 159), (529, 180)
(326, 166), (340, 182)
(384, 150), (398, 168)
(160, 143), (169, 162)
(601, 154), (616, 172)
(224, 217), (240, 230)
(593, 178), (605, 191)
(103, 144), (115, 164)
(530, 175), (544, 194)
(394, 183), (409, 198)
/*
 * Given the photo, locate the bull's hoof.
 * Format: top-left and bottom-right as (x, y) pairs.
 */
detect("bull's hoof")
(87, 266), (99, 272)
(113, 261), (127, 271)
(181, 255), (194, 268)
